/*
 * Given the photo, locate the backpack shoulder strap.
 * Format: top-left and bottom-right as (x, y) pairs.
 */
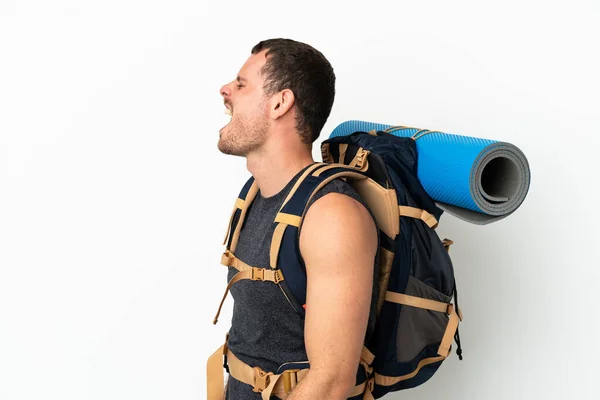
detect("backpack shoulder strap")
(223, 176), (259, 253)
(268, 162), (370, 315)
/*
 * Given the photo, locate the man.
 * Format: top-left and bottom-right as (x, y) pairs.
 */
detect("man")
(216, 38), (379, 399)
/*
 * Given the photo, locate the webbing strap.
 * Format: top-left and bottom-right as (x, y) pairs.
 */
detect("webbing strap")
(363, 378), (375, 400)
(222, 347), (368, 399)
(359, 351), (447, 397)
(274, 213), (302, 227)
(300, 170), (368, 222)
(438, 307), (460, 357)
(360, 345), (375, 378)
(398, 206), (438, 228)
(206, 343), (227, 400)
(321, 143), (334, 164)
(279, 163), (327, 212)
(385, 291), (460, 358)
(361, 345), (375, 365)
(221, 250), (252, 271)
(213, 265), (284, 324)
(347, 147), (370, 171)
(327, 143), (369, 171)
(269, 222), (288, 270)
(374, 355), (446, 386)
(385, 291), (450, 313)
(226, 348), (298, 400)
(229, 181), (259, 253)
(276, 163), (364, 230)
(338, 143), (349, 163)
(312, 162), (353, 177)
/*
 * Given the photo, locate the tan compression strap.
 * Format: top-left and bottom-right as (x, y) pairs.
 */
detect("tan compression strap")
(269, 222), (288, 269)
(398, 206), (438, 228)
(338, 143), (348, 163)
(413, 130), (442, 140)
(438, 305), (460, 357)
(363, 378), (375, 400)
(410, 129), (429, 140)
(442, 238), (454, 252)
(300, 170), (368, 223)
(279, 163), (327, 212)
(213, 267), (284, 324)
(226, 348), (309, 400)
(360, 345), (376, 377)
(385, 291), (461, 358)
(273, 165), (366, 270)
(385, 291), (450, 313)
(312, 162), (354, 177)
(221, 250), (252, 272)
(274, 213), (302, 227)
(383, 125), (417, 134)
(226, 348), (369, 399)
(374, 355), (446, 386)
(350, 380), (368, 398)
(206, 343), (227, 400)
(229, 182), (259, 253)
(361, 346), (375, 365)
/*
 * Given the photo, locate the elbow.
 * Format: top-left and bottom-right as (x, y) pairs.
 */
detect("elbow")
(332, 376), (358, 399)
(315, 369), (358, 399)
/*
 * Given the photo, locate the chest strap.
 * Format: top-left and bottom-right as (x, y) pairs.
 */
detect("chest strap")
(212, 251), (285, 325)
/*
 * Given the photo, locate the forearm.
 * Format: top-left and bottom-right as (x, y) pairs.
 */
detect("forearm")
(286, 370), (353, 400)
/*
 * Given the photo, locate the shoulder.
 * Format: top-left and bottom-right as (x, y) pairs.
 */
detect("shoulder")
(304, 177), (376, 233)
(299, 178), (378, 262)
(305, 178), (361, 210)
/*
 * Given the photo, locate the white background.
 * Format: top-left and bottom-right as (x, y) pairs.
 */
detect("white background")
(1, 1), (599, 399)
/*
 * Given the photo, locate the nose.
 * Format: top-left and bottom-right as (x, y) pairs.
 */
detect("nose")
(220, 82), (232, 99)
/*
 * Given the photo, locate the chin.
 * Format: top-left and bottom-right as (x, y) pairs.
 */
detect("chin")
(217, 137), (236, 156)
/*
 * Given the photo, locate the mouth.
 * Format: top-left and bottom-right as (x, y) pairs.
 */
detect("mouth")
(224, 103), (233, 117)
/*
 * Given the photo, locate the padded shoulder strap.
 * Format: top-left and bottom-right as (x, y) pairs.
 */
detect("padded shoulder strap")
(277, 163), (369, 228)
(224, 176), (259, 253)
(268, 162), (370, 315)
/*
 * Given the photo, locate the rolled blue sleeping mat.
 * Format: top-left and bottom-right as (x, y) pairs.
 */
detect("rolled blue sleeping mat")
(329, 120), (531, 225)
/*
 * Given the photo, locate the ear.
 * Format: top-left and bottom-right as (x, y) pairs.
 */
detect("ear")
(270, 89), (295, 120)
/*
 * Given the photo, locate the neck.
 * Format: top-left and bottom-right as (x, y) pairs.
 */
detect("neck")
(246, 134), (315, 198)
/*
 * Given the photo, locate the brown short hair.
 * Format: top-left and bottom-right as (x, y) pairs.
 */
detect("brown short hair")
(252, 39), (336, 144)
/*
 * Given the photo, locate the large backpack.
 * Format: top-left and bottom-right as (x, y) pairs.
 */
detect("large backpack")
(207, 128), (463, 400)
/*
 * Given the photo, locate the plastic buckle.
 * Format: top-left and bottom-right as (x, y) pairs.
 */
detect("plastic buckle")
(366, 376), (375, 392)
(252, 268), (265, 281)
(321, 145), (332, 164)
(282, 369), (299, 393)
(355, 150), (367, 169)
(252, 367), (271, 393)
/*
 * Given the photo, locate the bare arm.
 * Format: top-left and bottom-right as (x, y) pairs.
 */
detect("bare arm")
(286, 192), (378, 399)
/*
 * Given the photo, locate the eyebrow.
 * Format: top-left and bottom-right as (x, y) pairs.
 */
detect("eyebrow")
(236, 76), (247, 82)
